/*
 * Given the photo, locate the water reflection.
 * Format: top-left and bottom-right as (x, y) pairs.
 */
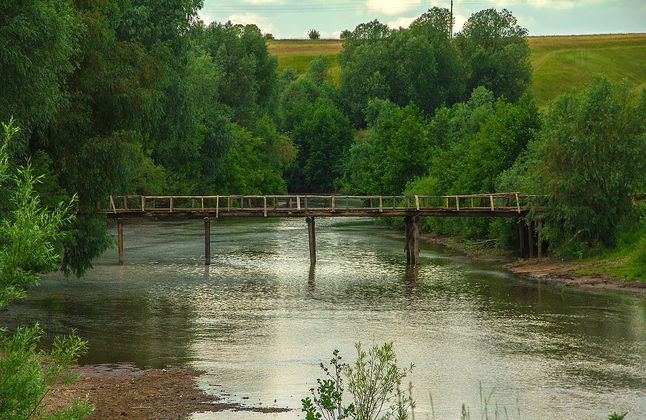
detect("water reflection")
(1, 218), (645, 418)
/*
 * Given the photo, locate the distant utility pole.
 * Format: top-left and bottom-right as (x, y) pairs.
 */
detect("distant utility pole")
(450, 0), (454, 38)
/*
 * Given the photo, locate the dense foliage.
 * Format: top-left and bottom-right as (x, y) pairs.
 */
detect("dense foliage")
(0, 1), (644, 269)
(500, 78), (646, 257)
(0, 121), (92, 419)
(302, 343), (414, 420)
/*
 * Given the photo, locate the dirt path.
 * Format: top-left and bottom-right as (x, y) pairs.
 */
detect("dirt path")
(46, 364), (290, 419)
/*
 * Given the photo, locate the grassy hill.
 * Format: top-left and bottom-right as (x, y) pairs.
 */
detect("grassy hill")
(268, 33), (646, 106)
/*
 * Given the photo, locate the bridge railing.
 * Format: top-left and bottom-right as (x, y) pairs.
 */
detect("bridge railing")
(107, 193), (542, 216)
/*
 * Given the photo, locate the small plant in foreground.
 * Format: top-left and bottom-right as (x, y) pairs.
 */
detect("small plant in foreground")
(0, 324), (93, 419)
(302, 342), (414, 420)
(608, 412), (628, 420)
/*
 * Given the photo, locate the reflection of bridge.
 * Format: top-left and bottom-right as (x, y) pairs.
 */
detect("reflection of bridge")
(107, 193), (544, 267)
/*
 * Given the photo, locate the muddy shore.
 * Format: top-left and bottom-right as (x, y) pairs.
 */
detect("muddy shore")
(420, 233), (646, 294)
(46, 364), (289, 419)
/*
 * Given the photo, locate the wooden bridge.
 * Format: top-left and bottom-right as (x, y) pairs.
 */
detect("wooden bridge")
(107, 193), (544, 267)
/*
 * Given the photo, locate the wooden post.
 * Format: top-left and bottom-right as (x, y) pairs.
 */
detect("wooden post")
(537, 219), (543, 259)
(306, 217), (316, 266)
(117, 220), (124, 266)
(204, 217), (211, 266)
(379, 196), (383, 212)
(528, 221), (535, 259)
(404, 216), (420, 266)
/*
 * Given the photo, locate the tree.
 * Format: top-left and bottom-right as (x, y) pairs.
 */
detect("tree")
(308, 29), (321, 40)
(455, 9), (531, 102)
(387, 8), (466, 115)
(0, 0), (78, 143)
(342, 100), (430, 195)
(338, 20), (392, 126)
(537, 78), (645, 253)
(338, 11), (465, 125)
(289, 97), (353, 192)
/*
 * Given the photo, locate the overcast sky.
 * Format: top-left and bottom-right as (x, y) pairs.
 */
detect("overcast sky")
(198, 0), (645, 38)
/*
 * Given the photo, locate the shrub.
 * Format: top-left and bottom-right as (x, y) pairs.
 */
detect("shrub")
(0, 324), (93, 419)
(302, 343), (414, 420)
(308, 29), (321, 40)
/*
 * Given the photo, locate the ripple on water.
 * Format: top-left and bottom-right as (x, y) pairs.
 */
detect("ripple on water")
(3, 218), (645, 418)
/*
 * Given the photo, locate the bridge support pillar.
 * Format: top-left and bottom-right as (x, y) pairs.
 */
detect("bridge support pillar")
(204, 217), (211, 266)
(306, 217), (316, 266)
(404, 216), (419, 266)
(117, 220), (124, 266)
(528, 220), (535, 259)
(537, 219), (543, 259)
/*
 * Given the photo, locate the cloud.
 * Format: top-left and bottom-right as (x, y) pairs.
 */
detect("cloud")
(486, 0), (612, 10)
(453, 14), (467, 32)
(243, 0), (282, 4)
(387, 16), (416, 29)
(366, 0), (422, 16)
(227, 12), (276, 34)
(198, 9), (216, 25)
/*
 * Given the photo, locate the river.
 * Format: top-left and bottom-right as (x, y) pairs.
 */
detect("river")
(4, 218), (646, 418)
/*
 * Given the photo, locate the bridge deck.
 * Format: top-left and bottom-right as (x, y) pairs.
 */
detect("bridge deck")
(107, 193), (541, 219)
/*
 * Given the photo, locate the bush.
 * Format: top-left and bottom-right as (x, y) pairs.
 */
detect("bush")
(0, 325), (93, 419)
(302, 343), (414, 420)
(308, 29), (321, 40)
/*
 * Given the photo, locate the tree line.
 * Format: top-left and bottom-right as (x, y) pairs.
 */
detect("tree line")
(1, 1), (645, 272)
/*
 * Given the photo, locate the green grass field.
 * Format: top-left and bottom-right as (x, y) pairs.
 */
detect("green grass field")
(268, 34), (646, 106)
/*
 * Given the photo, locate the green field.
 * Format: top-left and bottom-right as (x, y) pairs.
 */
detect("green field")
(268, 34), (646, 106)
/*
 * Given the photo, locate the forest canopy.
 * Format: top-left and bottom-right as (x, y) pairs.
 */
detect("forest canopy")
(1, 1), (644, 268)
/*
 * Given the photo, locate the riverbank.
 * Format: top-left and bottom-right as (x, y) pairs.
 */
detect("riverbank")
(46, 364), (289, 418)
(420, 233), (646, 294)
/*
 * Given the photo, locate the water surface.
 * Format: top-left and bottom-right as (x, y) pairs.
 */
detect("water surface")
(3, 218), (645, 418)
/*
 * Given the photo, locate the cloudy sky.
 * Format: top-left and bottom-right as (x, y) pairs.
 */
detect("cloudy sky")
(198, 0), (645, 38)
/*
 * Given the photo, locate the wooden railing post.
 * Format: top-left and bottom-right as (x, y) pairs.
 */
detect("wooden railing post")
(141, 196), (145, 212)
(110, 196), (117, 214)
(456, 196), (460, 211)
(415, 195), (420, 210)
(332, 196), (336, 211)
(263, 196), (267, 217)
(489, 195), (495, 211)
(216, 196), (219, 218)
(170, 196), (174, 213)
(379, 196), (383, 212)
(297, 195), (301, 210)
(515, 193), (521, 214)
